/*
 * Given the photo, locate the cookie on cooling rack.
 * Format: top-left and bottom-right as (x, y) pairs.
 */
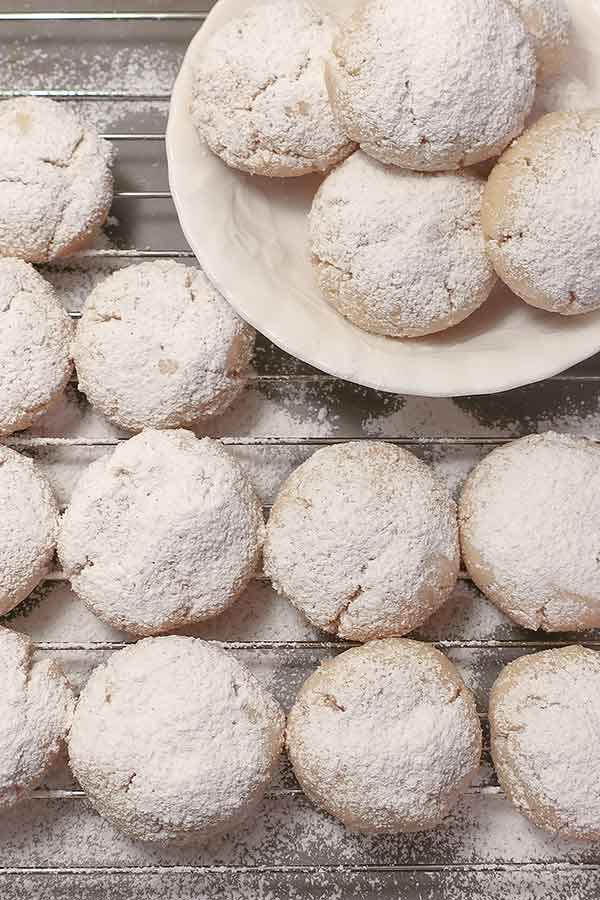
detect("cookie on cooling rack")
(309, 151), (496, 337)
(191, 0), (355, 177)
(74, 260), (255, 431)
(459, 432), (600, 631)
(0, 445), (60, 617)
(483, 111), (600, 315)
(287, 639), (482, 833)
(58, 429), (265, 636)
(68, 636), (285, 843)
(0, 626), (74, 810)
(264, 442), (459, 642)
(0, 258), (73, 435)
(327, 0), (536, 171)
(490, 645), (600, 840)
(0, 97), (114, 262)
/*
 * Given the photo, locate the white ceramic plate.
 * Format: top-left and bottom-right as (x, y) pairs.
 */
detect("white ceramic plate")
(167, 0), (600, 397)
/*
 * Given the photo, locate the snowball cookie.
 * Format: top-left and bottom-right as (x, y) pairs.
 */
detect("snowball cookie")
(74, 261), (255, 431)
(0, 97), (114, 262)
(460, 432), (600, 631)
(309, 152), (496, 337)
(191, 0), (354, 177)
(0, 626), (74, 809)
(0, 446), (59, 616)
(326, 0), (536, 172)
(264, 442), (459, 641)
(68, 636), (285, 843)
(507, 0), (570, 77)
(58, 429), (265, 636)
(483, 111), (600, 315)
(490, 645), (600, 840)
(287, 639), (481, 833)
(0, 259), (73, 434)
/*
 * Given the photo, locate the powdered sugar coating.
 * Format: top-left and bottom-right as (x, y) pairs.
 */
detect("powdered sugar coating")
(190, 0), (354, 177)
(0, 97), (114, 262)
(490, 645), (600, 840)
(287, 639), (482, 833)
(0, 626), (74, 809)
(0, 446), (59, 616)
(483, 111), (600, 315)
(68, 636), (285, 843)
(327, 0), (536, 171)
(460, 432), (600, 631)
(74, 261), (255, 431)
(58, 430), (265, 635)
(309, 152), (496, 337)
(0, 259), (74, 434)
(264, 442), (459, 641)
(507, 0), (570, 77)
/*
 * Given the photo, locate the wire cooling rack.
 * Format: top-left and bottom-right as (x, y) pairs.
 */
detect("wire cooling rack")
(2, 4), (600, 899)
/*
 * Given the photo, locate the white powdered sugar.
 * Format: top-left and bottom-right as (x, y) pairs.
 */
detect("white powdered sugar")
(68, 636), (285, 843)
(0, 259), (74, 435)
(73, 261), (255, 431)
(0, 626), (74, 809)
(58, 429), (265, 636)
(529, 72), (594, 124)
(507, 0), (571, 76)
(490, 645), (600, 840)
(459, 432), (600, 631)
(483, 110), (600, 314)
(286, 639), (482, 833)
(327, 0), (536, 171)
(309, 151), (496, 337)
(0, 446), (59, 616)
(264, 442), (460, 641)
(0, 97), (114, 262)
(191, 0), (354, 176)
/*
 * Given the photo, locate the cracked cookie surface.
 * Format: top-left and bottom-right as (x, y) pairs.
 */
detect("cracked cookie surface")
(309, 151), (496, 337)
(459, 432), (600, 631)
(264, 441), (460, 641)
(0, 97), (114, 262)
(287, 639), (482, 833)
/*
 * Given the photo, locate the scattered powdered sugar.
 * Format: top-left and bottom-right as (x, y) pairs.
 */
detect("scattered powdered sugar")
(264, 442), (459, 641)
(191, 0), (354, 176)
(0, 98), (114, 262)
(0, 626), (74, 809)
(286, 640), (482, 833)
(483, 110), (600, 313)
(0, 259), (73, 435)
(529, 71), (594, 123)
(328, 0), (536, 170)
(459, 432), (600, 631)
(68, 636), (285, 843)
(58, 430), (265, 636)
(490, 645), (600, 840)
(309, 151), (495, 337)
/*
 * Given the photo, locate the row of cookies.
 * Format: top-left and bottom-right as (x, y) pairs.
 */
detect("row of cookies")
(2, 624), (599, 844)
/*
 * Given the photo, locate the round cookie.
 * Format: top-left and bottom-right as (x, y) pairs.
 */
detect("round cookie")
(309, 152), (496, 337)
(482, 111), (600, 315)
(264, 442), (459, 641)
(74, 261), (255, 431)
(287, 639), (482, 833)
(0, 446), (59, 616)
(0, 97), (114, 262)
(191, 0), (354, 177)
(490, 645), (600, 840)
(459, 432), (600, 631)
(507, 0), (570, 77)
(58, 429), (265, 636)
(0, 259), (73, 434)
(68, 636), (285, 843)
(327, 0), (536, 171)
(0, 626), (74, 809)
